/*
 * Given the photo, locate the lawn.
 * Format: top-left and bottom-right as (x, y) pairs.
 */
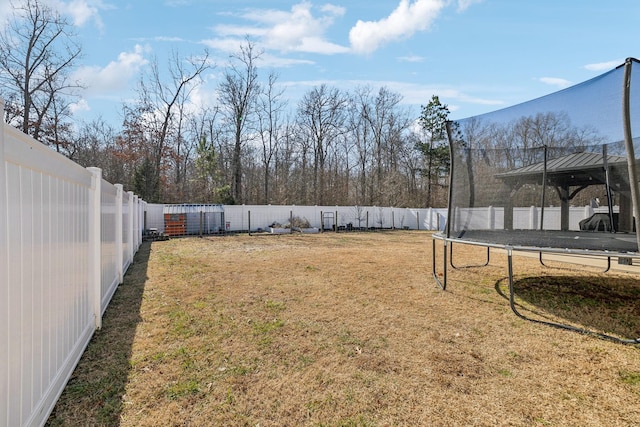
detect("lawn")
(47, 231), (640, 426)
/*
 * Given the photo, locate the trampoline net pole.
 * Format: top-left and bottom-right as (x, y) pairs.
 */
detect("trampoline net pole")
(622, 58), (640, 250)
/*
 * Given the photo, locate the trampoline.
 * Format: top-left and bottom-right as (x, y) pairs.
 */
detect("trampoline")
(432, 58), (640, 344)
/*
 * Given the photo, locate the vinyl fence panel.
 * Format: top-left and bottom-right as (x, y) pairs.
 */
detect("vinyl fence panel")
(3, 121), (95, 427)
(219, 205), (438, 232)
(100, 179), (120, 316)
(1, 99), (144, 427)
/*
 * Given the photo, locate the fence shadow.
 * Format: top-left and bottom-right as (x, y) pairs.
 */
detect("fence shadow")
(46, 241), (151, 426)
(503, 274), (640, 341)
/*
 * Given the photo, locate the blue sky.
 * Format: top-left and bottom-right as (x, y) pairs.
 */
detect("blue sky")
(2, 0), (640, 127)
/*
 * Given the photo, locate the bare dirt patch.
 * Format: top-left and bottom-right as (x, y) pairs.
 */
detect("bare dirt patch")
(47, 231), (640, 426)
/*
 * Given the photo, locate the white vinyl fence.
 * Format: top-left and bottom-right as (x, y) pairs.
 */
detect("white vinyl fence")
(450, 206), (616, 232)
(145, 204), (608, 234)
(145, 204), (447, 233)
(1, 99), (145, 427)
(145, 204), (610, 236)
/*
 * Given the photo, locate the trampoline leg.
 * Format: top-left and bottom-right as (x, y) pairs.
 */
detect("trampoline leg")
(539, 252), (612, 273)
(451, 243), (490, 269)
(538, 252), (546, 267)
(507, 249), (521, 318)
(508, 248), (639, 345)
(432, 237), (447, 290)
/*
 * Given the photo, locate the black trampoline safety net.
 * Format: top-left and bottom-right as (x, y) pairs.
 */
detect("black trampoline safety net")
(444, 58), (640, 254)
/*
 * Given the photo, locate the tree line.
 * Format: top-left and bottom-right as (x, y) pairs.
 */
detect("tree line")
(0, 0), (452, 207)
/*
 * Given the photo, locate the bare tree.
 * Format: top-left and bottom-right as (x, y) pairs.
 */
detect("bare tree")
(357, 85), (410, 205)
(73, 117), (125, 182)
(349, 87), (373, 204)
(273, 121), (298, 203)
(297, 84), (349, 204)
(256, 71), (286, 203)
(218, 39), (262, 204)
(126, 50), (210, 202)
(0, 0), (82, 140)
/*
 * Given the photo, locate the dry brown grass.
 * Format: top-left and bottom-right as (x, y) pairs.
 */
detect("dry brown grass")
(47, 231), (640, 426)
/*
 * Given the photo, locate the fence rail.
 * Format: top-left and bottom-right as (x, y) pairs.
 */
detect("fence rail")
(1, 99), (145, 427)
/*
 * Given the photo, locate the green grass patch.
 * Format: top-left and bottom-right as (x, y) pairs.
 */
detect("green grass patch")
(619, 370), (640, 386)
(166, 379), (200, 399)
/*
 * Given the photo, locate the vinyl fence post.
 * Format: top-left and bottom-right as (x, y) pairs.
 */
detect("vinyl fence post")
(115, 184), (124, 283)
(530, 206), (537, 230)
(87, 167), (102, 330)
(133, 195), (140, 249)
(488, 206), (495, 230)
(0, 98), (9, 422)
(128, 191), (134, 265)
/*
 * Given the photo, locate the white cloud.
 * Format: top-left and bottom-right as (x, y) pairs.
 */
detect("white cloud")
(258, 53), (315, 68)
(201, 37), (249, 53)
(320, 4), (346, 15)
(154, 36), (185, 43)
(397, 55), (425, 63)
(73, 44), (149, 97)
(69, 98), (90, 114)
(207, 2), (348, 55)
(0, 0), (113, 29)
(384, 82), (504, 107)
(349, 0), (447, 55)
(213, 23), (265, 38)
(280, 78), (504, 110)
(538, 77), (572, 88)
(50, 0), (112, 29)
(584, 59), (623, 72)
(456, 0), (483, 12)
(165, 0), (191, 6)
(0, 0), (12, 25)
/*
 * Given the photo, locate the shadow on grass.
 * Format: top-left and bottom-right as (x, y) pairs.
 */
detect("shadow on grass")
(496, 274), (640, 342)
(46, 241), (151, 426)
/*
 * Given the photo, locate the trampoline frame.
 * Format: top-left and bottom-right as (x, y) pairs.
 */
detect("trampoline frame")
(432, 233), (640, 344)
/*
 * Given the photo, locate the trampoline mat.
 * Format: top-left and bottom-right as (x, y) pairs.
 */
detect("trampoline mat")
(444, 230), (639, 254)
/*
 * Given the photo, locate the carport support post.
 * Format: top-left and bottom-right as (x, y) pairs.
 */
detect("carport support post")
(539, 145), (548, 230)
(622, 58), (640, 250)
(559, 184), (570, 231)
(199, 211), (203, 237)
(248, 210), (251, 235)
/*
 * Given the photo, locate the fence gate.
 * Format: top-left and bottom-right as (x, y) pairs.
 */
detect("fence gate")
(322, 211), (335, 231)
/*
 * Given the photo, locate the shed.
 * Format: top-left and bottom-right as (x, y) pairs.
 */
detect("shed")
(163, 204), (225, 236)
